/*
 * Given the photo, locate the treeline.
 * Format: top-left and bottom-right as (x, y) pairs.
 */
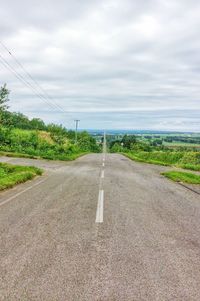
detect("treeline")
(0, 127), (100, 160)
(108, 134), (200, 171)
(109, 134), (200, 153)
(0, 84), (100, 159)
(109, 134), (152, 152)
(1, 110), (73, 140)
(164, 136), (200, 144)
(1, 110), (47, 130)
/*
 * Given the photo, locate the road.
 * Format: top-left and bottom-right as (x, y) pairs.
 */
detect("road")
(0, 153), (200, 300)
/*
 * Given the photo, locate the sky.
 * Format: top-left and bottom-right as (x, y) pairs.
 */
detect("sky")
(0, 0), (200, 131)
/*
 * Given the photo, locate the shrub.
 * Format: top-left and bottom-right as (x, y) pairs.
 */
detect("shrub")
(180, 152), (200, 165)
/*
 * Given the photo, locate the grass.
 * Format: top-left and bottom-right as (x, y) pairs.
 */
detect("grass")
(123, 152), (171, 166)
(0, 151), (39, 159)
(163, 141), (200, 147)
(178, 163), (200, 171)
(0, 150), (88, 161)
(0, 162), (43, 191)
(122, 151), (200, 171)
(162, 171), (200, 184)
(0, 126), (100, 161)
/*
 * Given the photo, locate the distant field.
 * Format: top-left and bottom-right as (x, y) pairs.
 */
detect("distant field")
(139, 133), (200, 149)
(163, 142), (200, 148)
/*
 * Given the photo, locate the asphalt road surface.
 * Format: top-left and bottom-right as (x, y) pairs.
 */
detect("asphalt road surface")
(1, 153), (200, 300)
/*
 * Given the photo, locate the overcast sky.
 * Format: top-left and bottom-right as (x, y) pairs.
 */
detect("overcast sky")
(0, 0), (200, 131)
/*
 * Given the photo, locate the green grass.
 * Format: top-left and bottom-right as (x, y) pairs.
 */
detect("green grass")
(123, 151), (200, 171)
(0, 163), (43, 191)
(0, 150), (88, 161)
(123, 152), (172, 166)
(163, 141), (200, 147)
(162, 171), (200, 184)
(0, 151), (39, 159)
(178, 163), (200, 171)
(0, 125), (100, 162)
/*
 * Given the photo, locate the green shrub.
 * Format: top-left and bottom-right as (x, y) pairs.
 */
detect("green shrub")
(127, 151), (184, 165)
(123, 150), (200, 171)
(0, 162), (43, 191)
(0, 125), (99, 161)
(180, 152), (200, 165)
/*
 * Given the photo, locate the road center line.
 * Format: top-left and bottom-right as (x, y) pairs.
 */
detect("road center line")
(0, 177), (48, 207)
(101, 170), (104, 178)
(95, 190), (104, 223)
(102, 162), (105, 167)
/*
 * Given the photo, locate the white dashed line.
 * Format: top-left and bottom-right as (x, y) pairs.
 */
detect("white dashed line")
(95, 190), (104, 223)
(95, 131), (106, 224)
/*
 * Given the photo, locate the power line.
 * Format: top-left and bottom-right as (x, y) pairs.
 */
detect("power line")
(0, 41), (65, 112)
(0, 54), (58, 111)
(74, 119), (80, 143)
(0, 54), (72, 128)
(0, 41), (74, 128)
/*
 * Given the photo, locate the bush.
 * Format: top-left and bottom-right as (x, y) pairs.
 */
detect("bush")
(110, 143), (123, 153)
(123, 149), (200, 172)
(0, 162), (43, 191)
(0, 122), (100, 161)
(180, 152), (200, 165)
(126, 151), (184, 165)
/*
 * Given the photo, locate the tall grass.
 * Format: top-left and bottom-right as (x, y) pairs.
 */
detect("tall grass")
(0, 127), (94, 161)
(162, 171), (200, 184)
(0, 163), (43, 191)
(124, 151), (200, 171)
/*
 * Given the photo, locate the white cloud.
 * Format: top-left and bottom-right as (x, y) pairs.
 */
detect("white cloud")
(0, 0), (200, 130)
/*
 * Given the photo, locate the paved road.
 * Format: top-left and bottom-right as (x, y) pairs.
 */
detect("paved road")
(1, 154), (200, 300)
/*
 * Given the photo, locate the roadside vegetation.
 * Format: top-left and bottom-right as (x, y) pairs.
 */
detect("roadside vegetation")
(109, 134), (200, 172)
(162, 171), (200, 184)
(0, 84), (101, 161)
(0, 162), (43, 191)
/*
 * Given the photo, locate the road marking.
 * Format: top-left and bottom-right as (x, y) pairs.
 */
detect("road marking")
(0, 177), (48, 207)
(103, 157), (105, 162)
(95, 190), (104, 223)
(102, 162), (105, 167)
(101, 170), (104, 178)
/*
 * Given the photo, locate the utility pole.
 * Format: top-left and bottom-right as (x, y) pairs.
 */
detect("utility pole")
(74, 119), (80, 144)
(103, 131), (106, 153)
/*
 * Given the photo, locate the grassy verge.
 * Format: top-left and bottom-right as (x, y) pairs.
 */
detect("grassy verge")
(0, 150), (88, 161)
(162, 171), (200, 184)
(41, 151), (89, 161)
(0, 151), (39, 159)
(122, 151), (200, 172)
(178, 163), (200, 171)
(123, 152), (170, 166)
(0, 163), (43, 191)
(63, 152), (89, 161)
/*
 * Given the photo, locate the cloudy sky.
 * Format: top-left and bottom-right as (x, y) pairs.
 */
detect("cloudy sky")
(0, 0), (200, 131)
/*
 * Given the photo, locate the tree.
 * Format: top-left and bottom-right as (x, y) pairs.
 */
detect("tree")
(110, 142), (123, 153)
(30, 118), (46, 130)
(121, 134), (137, 149)
(77, 131), (100, 152)
(151, 139), (163, 147)
(0, 84), (9, 112)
